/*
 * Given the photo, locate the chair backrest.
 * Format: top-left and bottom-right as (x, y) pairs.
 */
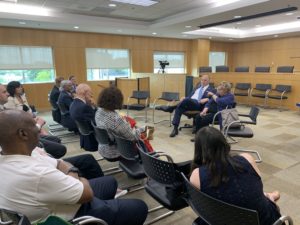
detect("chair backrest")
(161, 92), (180, 101)
(0, 208), (31, 225)
(235, 66), (249, 72)
(215, 65), (229, 72)
(235, 83), (251, 90)
(91, 121), (111, 145)
(132, 91), (150, 99)
(114, 136), (139, 160)
(249, 106), (260, 123)
(277, 66), (294, 73)
(275, 84), (291, 93)
(255, 66), (270, 73)
(75, 120), (93, 136)
(181, 174), (260, 225)
(138, 147), (178, 187)
(255, 83), (272, 91)
(199, 66), (212, 73)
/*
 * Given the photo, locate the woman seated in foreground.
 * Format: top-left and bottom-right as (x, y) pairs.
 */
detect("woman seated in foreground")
(95, 86), (153, 160)
(190, 126), (281, 225)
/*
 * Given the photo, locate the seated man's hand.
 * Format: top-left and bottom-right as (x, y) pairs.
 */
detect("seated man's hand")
(207, 91), (214, 97)
(200, 108), (208, 117)
(199, 98), (209, 104)
(180, 96), (186, 102)
(35, 117), (46, 127)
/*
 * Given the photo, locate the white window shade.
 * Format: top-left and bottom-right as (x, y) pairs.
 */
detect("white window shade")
(86, 48), (130, 69)
(154, 52), (185, 69)
(0, 46), (54, 69)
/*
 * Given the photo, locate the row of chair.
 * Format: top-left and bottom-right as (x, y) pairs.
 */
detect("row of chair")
(233, 83), (291, 110)
(199, 66), (294, 73)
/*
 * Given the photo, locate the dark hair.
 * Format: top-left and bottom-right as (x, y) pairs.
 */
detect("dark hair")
(191, 126), (243, 187)
(69, 75), (75, 80)
(97, 87), (123, 111)
(6, 81), (21, 97)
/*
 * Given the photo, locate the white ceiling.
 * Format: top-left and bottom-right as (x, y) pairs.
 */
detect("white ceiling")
(0, 0), (300, 41)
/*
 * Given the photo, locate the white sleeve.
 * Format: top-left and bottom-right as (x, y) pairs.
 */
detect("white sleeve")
(36, 167), (84, 204)
(31, 148), (58, 168)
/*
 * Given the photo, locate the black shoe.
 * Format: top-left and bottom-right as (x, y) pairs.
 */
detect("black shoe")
(169, 127), (178, 137)
(190, 138), (195, 142)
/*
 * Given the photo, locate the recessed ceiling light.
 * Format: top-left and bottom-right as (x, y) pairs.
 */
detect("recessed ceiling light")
(229, 38), (234, 41)
(117, 29), (122, 32)
(209, 37), (212, 39)
(255, 24), (261, 27)
(110, 0), (158, 7)
(185, 25), (192, 28)
(285, 12), (294, 16)
(234, 15), (242, 19)
(109, 3), (116, 7)
(152, 32), (157, 35)
(236, 22), (242, 25)
(74, 26), (79, 29)
(182, 34), (187, 37)
(18, 21), (26, 25)
(274, 34), (279, 38)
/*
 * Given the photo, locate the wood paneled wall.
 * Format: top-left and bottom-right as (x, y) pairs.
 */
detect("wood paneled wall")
(0, 27), (193, 110)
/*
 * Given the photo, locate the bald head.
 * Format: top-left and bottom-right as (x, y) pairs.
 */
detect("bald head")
(76, 83), (93, 103)
(0, 110), (39, 155)
(0, 84), (9, 105)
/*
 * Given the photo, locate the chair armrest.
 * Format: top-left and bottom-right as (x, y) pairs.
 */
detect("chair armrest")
(239, 120), (256, 125)
(272, 215), (293, 225)
(238, 113), (251, 118)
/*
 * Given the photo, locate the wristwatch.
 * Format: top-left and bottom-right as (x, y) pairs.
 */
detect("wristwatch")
(67, 166), (80, 174)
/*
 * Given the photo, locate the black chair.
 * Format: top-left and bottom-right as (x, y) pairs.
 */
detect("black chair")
(233, 83), (252, 104)
(181, 174), (293, 225)
(277, 66), (294, 73)
(250, 83), (272, 107)
(126, 90), (150, 122)
(215, 65), (229, 72)
(0, 208), (31, 225)
(239, 106), (260, 125)
(255, 66), (270, 73)
(138, 147), (189, 224)
(74, 120), (99, 152)
(267, 85), (292, 111)
(91, 121), (123, 175)
(114, 135), (146, 192)
(235, 66), (249, 72)
(199, 66), (212, 73)
(152, 91), (180, 126)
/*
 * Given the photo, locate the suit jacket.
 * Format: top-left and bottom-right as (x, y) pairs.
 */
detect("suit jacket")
(57, 90), (77, 131)
(188, 85), (215, 100)
(49, 85), (60, 109)
(70, 98), (98, 151)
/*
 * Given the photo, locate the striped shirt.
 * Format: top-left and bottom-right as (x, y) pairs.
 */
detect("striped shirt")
(95, 108), (138, 159)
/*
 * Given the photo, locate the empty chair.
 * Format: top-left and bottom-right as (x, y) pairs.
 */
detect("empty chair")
(215, 65), (229, 72)
(138, 147), (189, 224)
(277, 66), (294, 73)
(199, 66), (212, 73)
(255, 66), (270, 73)
(239, 106), (260, 125)
(235, 66), (249, 72)
(152, 91), (180, 126)
(182, 174), (293, 225)
(233, 83), (251, 104)
(126, 90), (150, 122)
(250, 83), (272, 107)
(267, 84), (292, 111)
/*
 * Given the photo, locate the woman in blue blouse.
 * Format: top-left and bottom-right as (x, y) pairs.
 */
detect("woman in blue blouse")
(190, 126), (281, 225)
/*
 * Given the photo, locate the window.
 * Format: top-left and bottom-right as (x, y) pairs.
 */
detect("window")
(86, 48), (130, 80)
(0, 46), (55, 84)
(209, 52), (227, 72)
(153, 52), (185, 74)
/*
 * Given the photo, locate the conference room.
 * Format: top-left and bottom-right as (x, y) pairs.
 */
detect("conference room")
(0, 0), (299, 224)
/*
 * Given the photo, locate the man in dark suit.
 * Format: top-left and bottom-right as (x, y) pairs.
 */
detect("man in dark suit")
(57, 80), (78, 132)
(49, 76), (64, 123)
(70, 83), (98, 151)
(170, 74), (215, 137)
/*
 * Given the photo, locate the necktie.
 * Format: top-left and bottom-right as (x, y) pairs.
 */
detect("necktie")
(198, 86), (204, 100)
